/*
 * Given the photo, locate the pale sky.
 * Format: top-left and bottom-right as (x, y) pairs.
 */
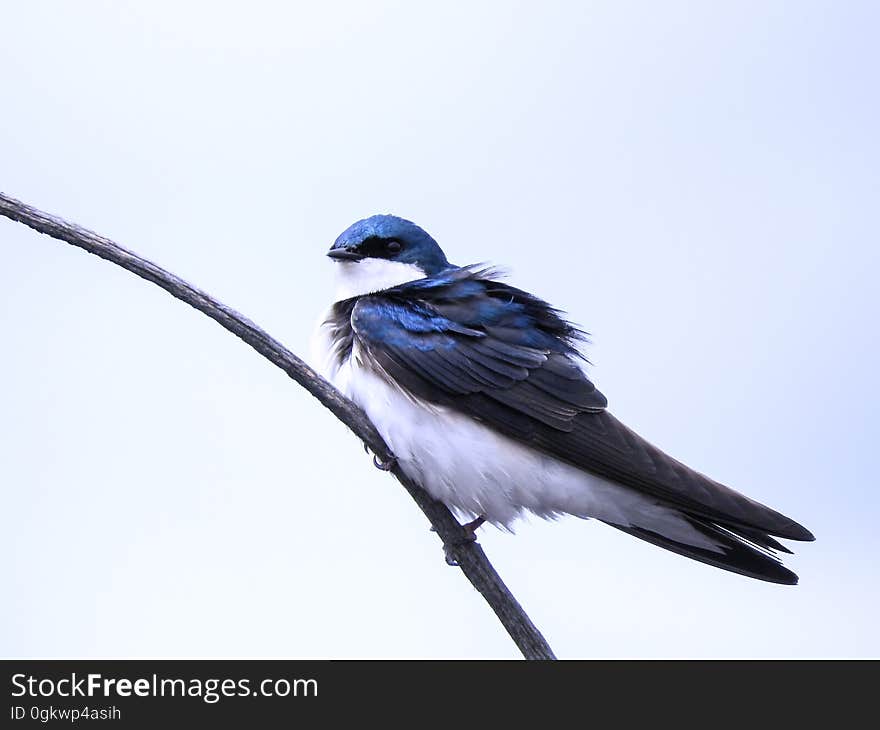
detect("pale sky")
(1, 0), (878, 658)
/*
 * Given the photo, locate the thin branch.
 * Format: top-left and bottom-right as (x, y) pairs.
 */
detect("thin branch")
(0, 191), (556, 660)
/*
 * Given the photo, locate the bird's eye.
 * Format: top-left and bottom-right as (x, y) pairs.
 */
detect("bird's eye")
(385, 240), (402, 255)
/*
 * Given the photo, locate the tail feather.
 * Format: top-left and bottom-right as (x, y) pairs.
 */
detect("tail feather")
(726, 525), (793, 555)
(608, 515), (802, 585)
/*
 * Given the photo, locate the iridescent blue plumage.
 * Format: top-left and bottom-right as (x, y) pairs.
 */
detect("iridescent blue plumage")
(350, 265), (606, 410)
(330, 214), (450, 274)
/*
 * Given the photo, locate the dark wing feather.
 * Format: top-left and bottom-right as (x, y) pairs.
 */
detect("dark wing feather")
(528, 410), (814, 540)
(351, 268), (814, 547)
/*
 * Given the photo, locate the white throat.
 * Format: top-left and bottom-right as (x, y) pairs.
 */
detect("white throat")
(333, 258), (426, 300)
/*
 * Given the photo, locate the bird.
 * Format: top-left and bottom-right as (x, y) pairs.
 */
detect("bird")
(313, 214), (814, 584)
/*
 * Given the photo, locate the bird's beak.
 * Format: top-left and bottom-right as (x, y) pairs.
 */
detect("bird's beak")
(327, 248), (364, 262)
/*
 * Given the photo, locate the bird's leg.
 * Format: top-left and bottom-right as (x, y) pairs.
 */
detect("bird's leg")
(443, 516), (487, 566)
(462, 515), (486, 541)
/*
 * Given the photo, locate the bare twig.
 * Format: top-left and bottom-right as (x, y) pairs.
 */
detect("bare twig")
(0, 191), (556, 660)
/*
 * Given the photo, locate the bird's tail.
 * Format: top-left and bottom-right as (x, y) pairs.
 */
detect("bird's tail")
(607, 515), (804, 584)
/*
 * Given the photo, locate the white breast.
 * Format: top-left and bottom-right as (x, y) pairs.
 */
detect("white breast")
(312, 306), (721, 549)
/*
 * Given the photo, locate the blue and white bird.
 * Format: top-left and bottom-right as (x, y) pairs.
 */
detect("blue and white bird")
(314, 214), (814, 584)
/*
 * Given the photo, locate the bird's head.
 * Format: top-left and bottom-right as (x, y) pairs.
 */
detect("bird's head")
(327, 214), (450, 300)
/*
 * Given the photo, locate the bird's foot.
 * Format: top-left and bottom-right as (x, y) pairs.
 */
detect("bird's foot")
(442, 516), (487, 566)
(372, 453), (397, 471)
(363, 443), (397, 471)
(461, 515), (486, 541)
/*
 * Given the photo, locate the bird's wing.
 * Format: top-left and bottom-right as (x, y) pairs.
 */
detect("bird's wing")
(351, 268), (813, 544)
